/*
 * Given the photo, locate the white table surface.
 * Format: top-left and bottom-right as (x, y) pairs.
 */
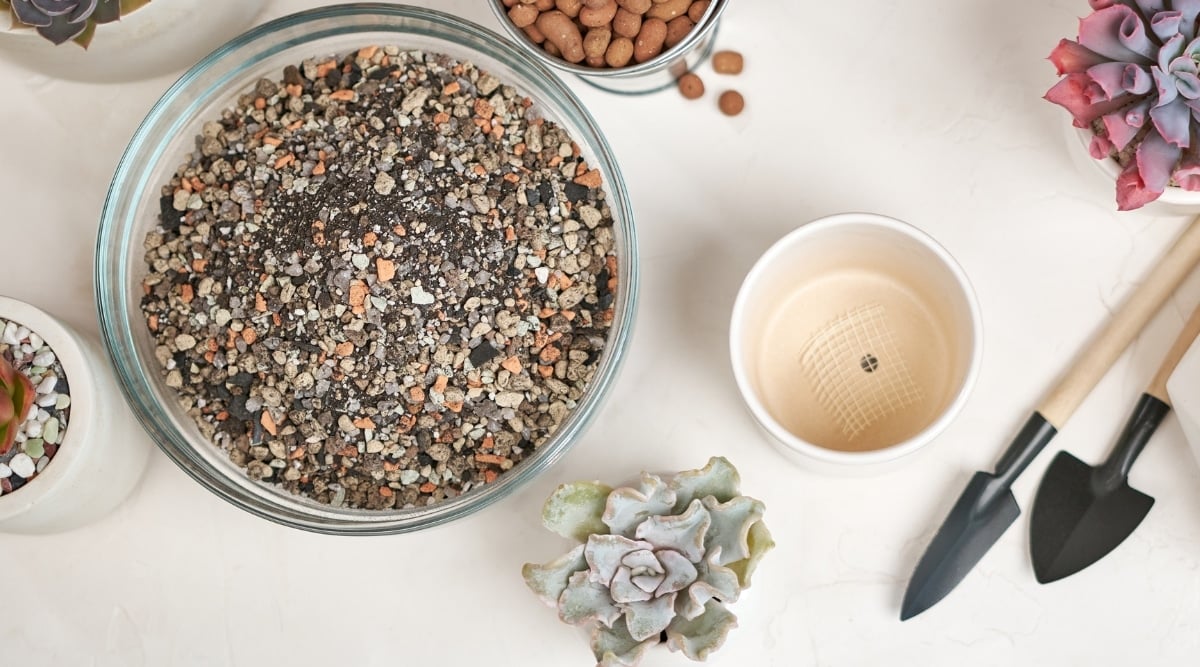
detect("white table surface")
(4, 0), (1200, 664)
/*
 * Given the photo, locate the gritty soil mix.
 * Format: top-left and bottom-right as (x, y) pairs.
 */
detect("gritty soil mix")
(140, 46), (618, 510)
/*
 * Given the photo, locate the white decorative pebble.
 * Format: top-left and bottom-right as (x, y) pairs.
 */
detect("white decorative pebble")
(535, 266), (550, 285)
(0, 463), (10, 478)
(32, 351), (55, 367)
(36, 393), (58, 408)
(27, 333), (42, 349)
(9, 453), (35, 478)
(14, 326), (29, 342)
(1, 322), (18, 345)
(55, 394), (70, 410)
(36, 375), (57, 395)
(24, 421), (42, 439)
(36, 457), (49, 473)
(410, 286), (435, 305)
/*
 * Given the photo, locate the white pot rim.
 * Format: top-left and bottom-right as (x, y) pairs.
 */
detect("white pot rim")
(0, 296), (92, 520)
(1072, 126), (1200, 206)
(728, 213), (984, 468)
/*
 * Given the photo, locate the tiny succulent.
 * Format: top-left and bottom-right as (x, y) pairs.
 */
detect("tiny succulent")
(523, 457), (773, 667)
(1046, 1), (1200, 210)
(0, 0), (151, 47)
(0, 353), (34, 455)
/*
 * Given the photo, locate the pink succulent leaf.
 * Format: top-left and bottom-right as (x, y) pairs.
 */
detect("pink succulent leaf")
(1116, 158), (1166, 209)
(1046, 74), (1142, 124)
(1079, 6), (1156, 63)
(1090, 0), (1118, 7)
(1173, 142), (1200, 190)
(1126, 96), (1154, 126)
(1089, 61), (1132, 97)
(1153, 66), (1180, 106)
(1135, 1), (1168, 14)
(1049, 39), (1111, 74)
(1177, 0), (1200, 40)
(1103, 105), (1145, 149)
(1158, 33), (1186, 70)
(1171, 55), (1199, 76)
(1123, 63), (1153, 93)
(1137, 128), (1182, 191)
(1151, 97), (1193, 146)
(1086, 80), (1110, 104)
(1090, 133), (1117, 158)
(1176, 71), (1200, 98)
(1118, 10), (1157, 58)
(1151, 11), (1183, 41)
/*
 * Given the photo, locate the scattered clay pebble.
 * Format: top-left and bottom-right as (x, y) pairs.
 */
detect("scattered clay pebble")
(677, 72), (704, 100)
(712, 50), (744, 75)
(719, 90), (745, 116)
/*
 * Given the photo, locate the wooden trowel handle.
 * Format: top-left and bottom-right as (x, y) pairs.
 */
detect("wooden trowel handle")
(1039, 215), (1200, 428)
(1147, 304), (1200, 405)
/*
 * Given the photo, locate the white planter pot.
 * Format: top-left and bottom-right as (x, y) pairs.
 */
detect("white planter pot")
(0, 0), (266, 82)
(0, 296), (151, 534)
(1068, 125), (1200, 215)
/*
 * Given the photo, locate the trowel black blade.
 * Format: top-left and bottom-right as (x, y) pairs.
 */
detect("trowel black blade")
(1030, 451), (1155, 584)
(900, 472), (1022, 621)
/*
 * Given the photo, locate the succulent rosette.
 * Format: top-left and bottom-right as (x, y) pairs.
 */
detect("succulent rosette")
(1046, 0), (1200, 210)
(1, 0), (148, 46)
(523, 458), (774, 667)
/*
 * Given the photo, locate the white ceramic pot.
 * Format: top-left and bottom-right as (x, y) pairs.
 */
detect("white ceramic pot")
(1068, 125), (1200, 215)
(0, 296), (151, 533)
(0, 0), (266, 82)
(729, 213), (983, 474)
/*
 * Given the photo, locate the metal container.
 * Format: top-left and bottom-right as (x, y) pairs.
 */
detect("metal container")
(490, 0), (729, 95)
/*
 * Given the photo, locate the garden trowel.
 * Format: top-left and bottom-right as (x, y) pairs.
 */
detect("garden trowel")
(1030, 303), (1200, 584)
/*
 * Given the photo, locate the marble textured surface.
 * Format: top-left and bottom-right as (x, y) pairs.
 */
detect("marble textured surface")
(3, 0), (1200, 664)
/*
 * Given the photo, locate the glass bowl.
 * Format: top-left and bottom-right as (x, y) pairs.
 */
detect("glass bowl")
(95, 4), (639, 535)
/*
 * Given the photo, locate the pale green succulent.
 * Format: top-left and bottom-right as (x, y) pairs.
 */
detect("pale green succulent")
(523, 457), (774, 667)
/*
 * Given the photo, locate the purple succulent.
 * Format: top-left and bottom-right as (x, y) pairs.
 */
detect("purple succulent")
(3, 0), (137, 47)
(10, 0), (97, 44)
(1046, 1), (1200, 210)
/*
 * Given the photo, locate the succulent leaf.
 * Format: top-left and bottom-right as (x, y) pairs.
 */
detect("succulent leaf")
(726, 520), (775, 589)
(591, 619), (654, 667)
(665, 601), (738, 661)
(654, 549), (697, 597)
(602, 473), (675, 537)
(668, 456), (740, 513)
(623, 593), (678, 641)
(585, 534), (654, 587)
(559, 571), (622, 627)
(678, 552), (741, 620)
(0, 355), (33, 456)
(0, 390), (13, 424)
(700, 495), (765, 565)
(610, 566), (654, 604)
(523, 544), (587, 607)
(542, 481), (613, 542)
(633, 499), (710, 563)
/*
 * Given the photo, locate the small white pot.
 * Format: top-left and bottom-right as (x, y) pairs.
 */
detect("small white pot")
(1068, 125), (1200, 215)
(729, 213), (983, 474)
(0, 0), (265, 82)
(0, 296), (151, 534)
